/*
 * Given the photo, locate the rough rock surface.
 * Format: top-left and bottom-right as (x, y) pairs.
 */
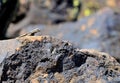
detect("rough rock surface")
(18, 8), (120, 60)
(0, 36), (120, 83)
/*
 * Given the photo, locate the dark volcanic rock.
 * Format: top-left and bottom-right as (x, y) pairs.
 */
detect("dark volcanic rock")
(0, 36), (120, 83)
(18, 8), (120, 60)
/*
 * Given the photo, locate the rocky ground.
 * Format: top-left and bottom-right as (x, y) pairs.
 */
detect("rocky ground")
(10, 8), (120, 61)
(0, 36), (120, 83)
(1, 0), (120, 82)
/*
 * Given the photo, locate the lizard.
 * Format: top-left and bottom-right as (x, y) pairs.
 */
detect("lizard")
(18, 28), (41, 38)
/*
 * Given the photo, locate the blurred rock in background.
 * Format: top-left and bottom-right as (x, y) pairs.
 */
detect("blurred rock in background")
(5, 0), (120, 60)
(17, 7), (120, 60)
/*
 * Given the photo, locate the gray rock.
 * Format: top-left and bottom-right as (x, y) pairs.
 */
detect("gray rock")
(0, 36), (120, 83)
(19, 8), (120, 60)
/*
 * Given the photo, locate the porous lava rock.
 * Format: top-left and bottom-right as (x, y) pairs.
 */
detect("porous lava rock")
(0, 36), (120, 83)
(18, 8), (120, 60)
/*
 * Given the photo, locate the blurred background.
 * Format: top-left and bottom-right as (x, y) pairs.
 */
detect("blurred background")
(0, 0), (120, 59)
